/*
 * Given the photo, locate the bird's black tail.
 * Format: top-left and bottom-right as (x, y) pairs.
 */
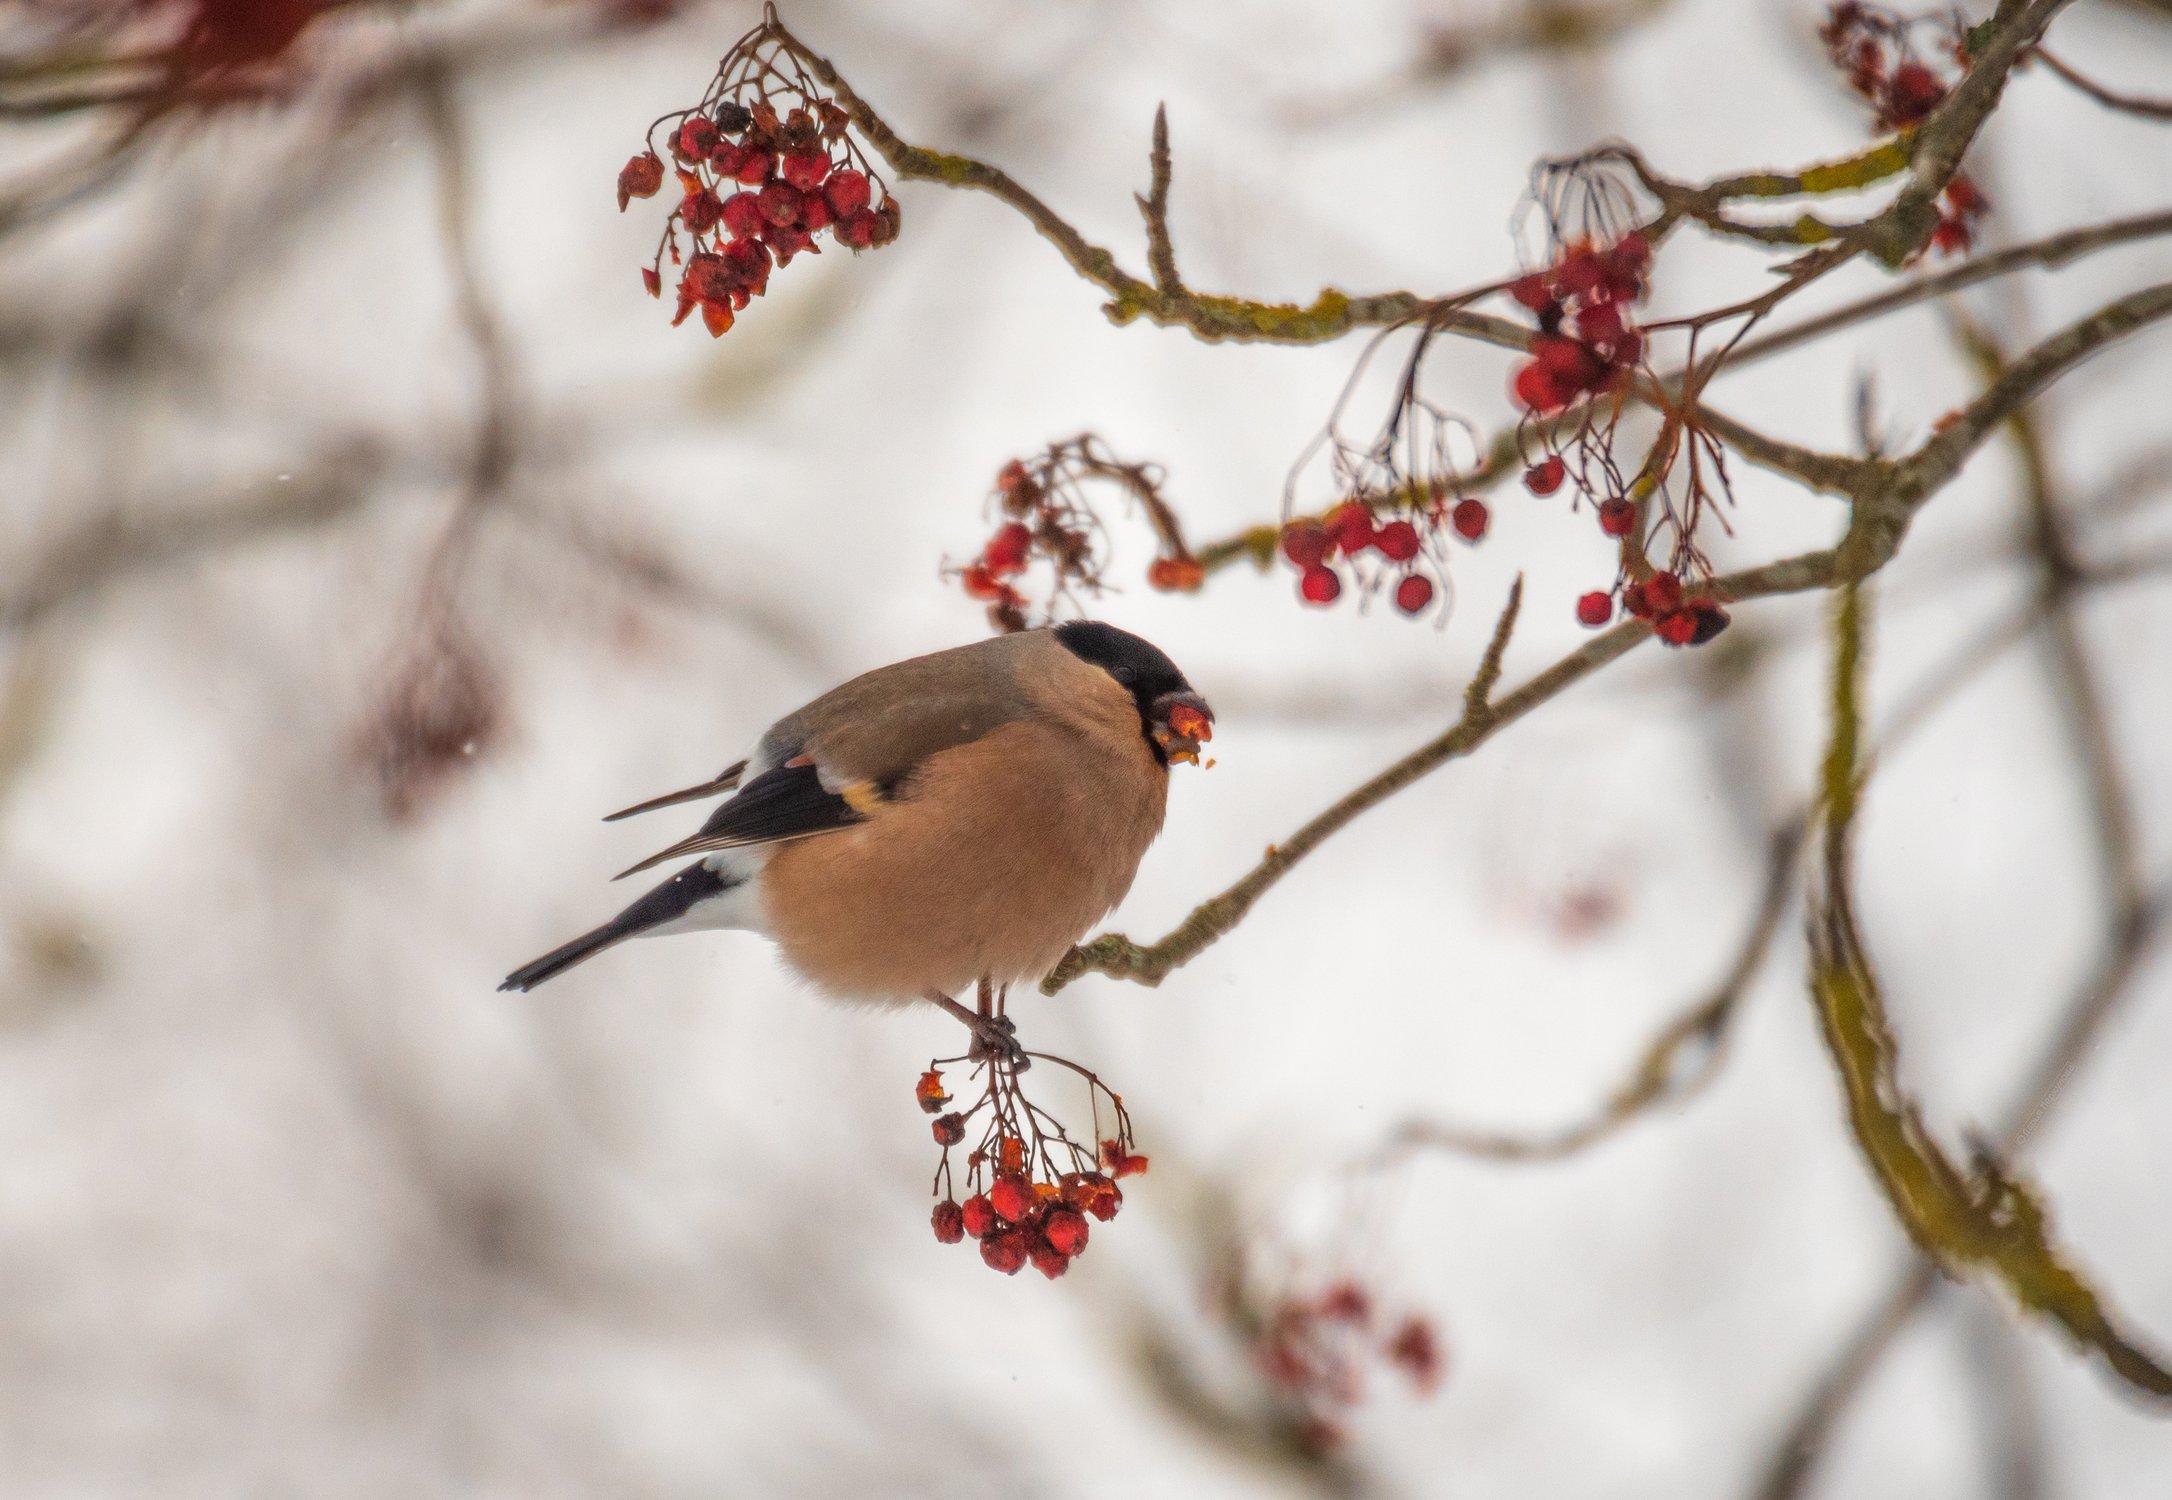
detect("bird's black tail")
(499, 863), (733, 992)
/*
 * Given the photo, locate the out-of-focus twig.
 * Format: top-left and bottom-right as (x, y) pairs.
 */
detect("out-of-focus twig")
(2029, 46), (2172, 121)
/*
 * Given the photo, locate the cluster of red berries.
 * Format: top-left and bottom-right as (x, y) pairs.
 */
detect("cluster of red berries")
(955, 444), (1203, 632)
(1820, 1), (1961, 133)
(1247, 1279), (1444, 1448)
(1279, 498), (1472, 616)
(1572, 568), (1730, 645)
(1506, 233), (1651, 415)
(917, 1062), (1146, 1279)
(618, 57), (897, 337)
(1818, 4), (1987, 258)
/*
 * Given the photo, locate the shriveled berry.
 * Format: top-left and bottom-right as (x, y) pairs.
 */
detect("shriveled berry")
(931, 1112), (966, 1146)
(989, 1174), (1032, 1224)
(960, 563), (1006, 601)
(780, 151), (831, 191)
(1084, 1179), (1122, 1221)
(823, 168), (872, 217)
(1575, 591), (1613, 627)
(1689, 604), (1731, 644)
(1656, 610), (1698, 646)
(640, 266), (661, 298)
(1099, 1140), (1150, 1179)
(711, 99), (753, 135)
(932, 1200), (965, 1244)
(766, 226), (817, 265)
(1387, 1317), (1443, 1393)
(980, 1228), (1028, 1275)
(1394, 574), (1435, 614)
(1597, 498), (1636, 537)
(699, 300), (733, 338)
(1147, 555), (1206, 592)
(1281, 520), (1329, 568)
(1043, 1208), (1089, 1256)
(1524, 456), (1565, 495)
(617, 151), (664, 211)
(872, 198), (902, 245)
(1450, 499), (1488, 542)
(1375, 519), (1421, 562)
(960, 1194), (995, 1239)
(915, 1069), (948, 1113)
(1643, 570), (1683, 614)
(1299, 565), (1342, 606)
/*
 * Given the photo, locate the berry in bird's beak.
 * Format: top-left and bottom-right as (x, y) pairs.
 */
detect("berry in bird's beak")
(1149, 691), (1214, 765)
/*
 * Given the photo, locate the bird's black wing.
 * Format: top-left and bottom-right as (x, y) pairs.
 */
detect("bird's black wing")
(612, 760), (870, 879)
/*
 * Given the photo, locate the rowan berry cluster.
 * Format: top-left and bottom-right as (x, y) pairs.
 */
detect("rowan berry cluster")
(1278, 498), (1465, 616)
(917, 1044), (1145, 1280)
(1819, 1), (1987, 255)
(1505, 232), (1650, 417)
(952, 437), (1201, 632)
(1223, 1264), (1444, 1448)
(616, 16), (897, 337)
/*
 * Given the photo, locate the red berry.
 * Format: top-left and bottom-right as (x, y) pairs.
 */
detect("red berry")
(1329, 502), (1376, 555)
(1610, 231), (1651, 272)
(983, 521), (1032, 574)
(765, 226), (817, 265)
(1085, 1179), (1122, 1221)
(960, 563), (1005, 601)
(673, 117), (718, 163)
(823, 168), (872, 217)
(932, 1200), (965, 1244)
(720, 192), (766, 239)
(836, 209), (880, 249)
(1513, 361), (1567, 414)
(1575, 302), (1625, 346)
(1621, 581), (1653, 618)
(1280, 519), (1329, 568)
(797, 195), (833, 232)
(617, 151), (664, 211)
(1644, 571), (1683, 614)
(1656, 610), (1698, 646)
(1554, 248), (1604, 296)
(1575, 591), (1613, 627)
(1524, 456), (1565, 496)
(1028, 1238), (1071, 1279)
(1394, 574), (1435, 614)
(1299, 565), (1342, 606)
(707, 141), (745, 178)
(732, 150), (773, 186)
(723, 235), (770, 290)
(679, 189), (723, 234)
(932, 1112), (966, 1146)
(699, 300), (733, 338)
(1147, 555), (1205, 592)
(1534, 333), (1605, 392)
(960, 1194), (995, 1239)
(989, 1174), (1032, 1223)
(980, 1228), (1028, 1275)
(1375, 519), (1421, 561)
(1508, 272), (1555, 312)
(1451, 499), (1488, 542)
(780, 151), (831, 191)
(1387, 1317), (1443, 1393)
(1597, 498), (1636, 537)
(758, 181), (804, 228)
(1043, 1208), (1089, 1256)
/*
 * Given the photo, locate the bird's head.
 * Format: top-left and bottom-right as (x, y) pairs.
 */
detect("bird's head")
(1053, 620), (1214, 767)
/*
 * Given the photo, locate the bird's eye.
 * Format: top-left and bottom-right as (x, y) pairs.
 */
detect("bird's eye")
(1112, 666), (1136, 684)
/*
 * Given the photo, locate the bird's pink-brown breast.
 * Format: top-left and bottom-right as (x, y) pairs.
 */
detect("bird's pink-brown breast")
(758, 640), (1168, 1001)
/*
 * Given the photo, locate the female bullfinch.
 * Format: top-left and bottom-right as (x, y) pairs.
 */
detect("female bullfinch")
(500, 622), (1212, 1048)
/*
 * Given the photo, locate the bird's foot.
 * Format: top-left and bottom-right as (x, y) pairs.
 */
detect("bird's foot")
(927, 990), (1029, 1070)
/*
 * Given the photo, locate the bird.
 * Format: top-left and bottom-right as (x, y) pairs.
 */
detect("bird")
(499, 621), (1213, 1053)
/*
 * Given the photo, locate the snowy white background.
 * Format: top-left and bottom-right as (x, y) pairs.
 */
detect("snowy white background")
(2, 0), (2171, 1495)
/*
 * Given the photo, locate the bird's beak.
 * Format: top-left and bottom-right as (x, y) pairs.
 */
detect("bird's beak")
(1149, 690), (1214, 766)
